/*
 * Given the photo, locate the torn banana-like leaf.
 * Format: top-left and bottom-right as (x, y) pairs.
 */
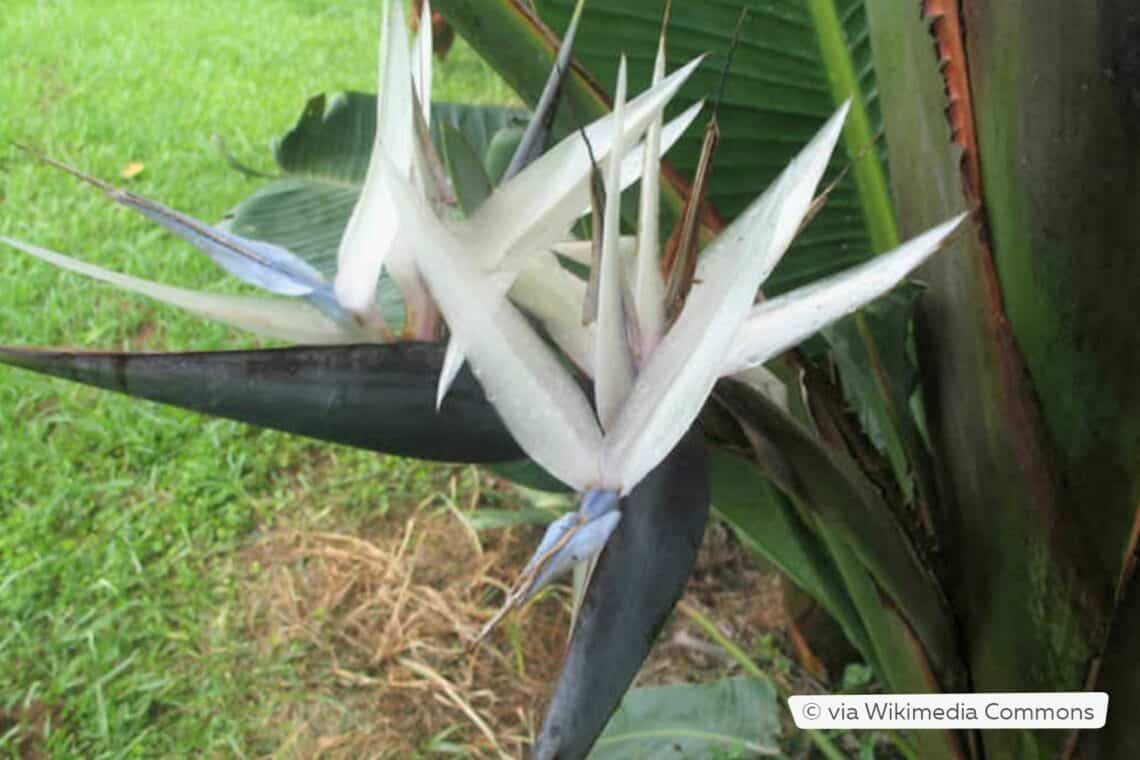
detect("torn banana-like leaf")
(439, 121), (494, 215)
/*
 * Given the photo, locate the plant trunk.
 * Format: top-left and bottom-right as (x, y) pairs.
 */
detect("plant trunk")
(867, 1), (1140, 757)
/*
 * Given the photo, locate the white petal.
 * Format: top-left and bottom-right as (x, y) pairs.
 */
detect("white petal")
(510, 253), (595, 374)
(721, 214), (967, 375)
(603, 103), (851, 492)
(436, 335), (466, 410)
(334, 0), (414, 318)
(633, 31), (669, 357)
(1, 237), (369, 345)
(465, 55), (705, 270)
(594, 58), (635, 430)
(371, 149), (604, 490)
(495, 101), (701, 279)
(433, 269), (515, 407)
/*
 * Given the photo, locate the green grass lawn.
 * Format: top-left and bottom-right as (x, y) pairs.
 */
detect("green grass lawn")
(0, 1), (515, 755)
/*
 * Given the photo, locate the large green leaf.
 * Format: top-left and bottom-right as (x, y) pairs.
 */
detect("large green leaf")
(0, 343), (525, 464)
(590, 676), (780, 759)
(436, 0), (883, 296)
(535, 427), (709, 760)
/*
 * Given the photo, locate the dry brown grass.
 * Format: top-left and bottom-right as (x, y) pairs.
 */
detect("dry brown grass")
(234, 470), (789, 759)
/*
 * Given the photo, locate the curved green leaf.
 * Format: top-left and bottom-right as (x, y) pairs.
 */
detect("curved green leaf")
(591, 677), (780, 760)
(0, 343), (525, 463)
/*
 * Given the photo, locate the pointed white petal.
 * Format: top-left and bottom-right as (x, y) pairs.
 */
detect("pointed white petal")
(411, 0), (433, 126)
(721, 214), (967, 375)
(371, 149), (604, 490)
(2, 237), (369, 345)
(633, 32), (669, 357)
(439, 253), (598, 405)
(594, 58), (635, 430)
(603, 103), (851, 492)
(334, 0), (414, 318)
(466, 55), (705, 269)
(377, 0), (415, 175)
(434, 269), (518, 407)
(436, 336), (466, 410)
(510, 254), (595, 375)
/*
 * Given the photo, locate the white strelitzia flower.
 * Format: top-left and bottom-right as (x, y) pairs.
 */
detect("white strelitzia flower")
(343, 6), (965, 616)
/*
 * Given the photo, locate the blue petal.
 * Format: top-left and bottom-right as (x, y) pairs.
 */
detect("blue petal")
(580, 489), (620, 521)
(520, 509), (622, 604)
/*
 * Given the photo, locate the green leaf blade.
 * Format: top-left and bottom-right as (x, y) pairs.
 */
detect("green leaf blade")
(591, 677), (780, 760)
